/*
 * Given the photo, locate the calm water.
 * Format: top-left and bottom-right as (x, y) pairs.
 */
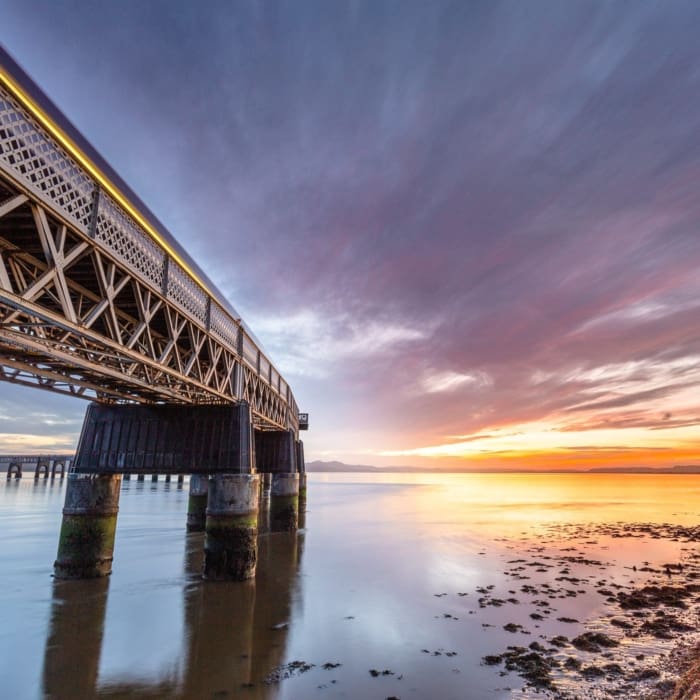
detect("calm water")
(1, 473), (699, 700)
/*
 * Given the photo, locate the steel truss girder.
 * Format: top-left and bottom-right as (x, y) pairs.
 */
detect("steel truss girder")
(0, 174), (291, 430)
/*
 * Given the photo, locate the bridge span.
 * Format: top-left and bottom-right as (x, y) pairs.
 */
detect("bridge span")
(0, 48), (308, 582)
(2, 453), (72, 480)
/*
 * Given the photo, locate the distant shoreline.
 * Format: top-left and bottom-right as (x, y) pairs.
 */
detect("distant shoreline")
(306, 461), (700, 475)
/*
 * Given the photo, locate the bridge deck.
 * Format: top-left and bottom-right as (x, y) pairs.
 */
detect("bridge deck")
(0, 48), (300, 433)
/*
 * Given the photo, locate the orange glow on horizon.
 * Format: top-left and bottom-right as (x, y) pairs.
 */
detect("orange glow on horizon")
(372, 418), (700, 471)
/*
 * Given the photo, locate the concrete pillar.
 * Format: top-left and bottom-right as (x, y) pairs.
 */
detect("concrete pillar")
(270, 473), (299, 532)
(298, 473), (307, 529)
(165, 474), (171, 483)
(186, 474), (209, 532)
(257, 473), (272, 535)
(151, 474), (158, 482)
(137, 474), (145, 482)
(298, 472), (307, 509)
(54, 473), (122, 579)
(178, 474), (185, 484)
(296, 439), (306, 473)
(123, 473), (131, 481)
(262, 472), (272, 498)
(204, 474), (260, 581)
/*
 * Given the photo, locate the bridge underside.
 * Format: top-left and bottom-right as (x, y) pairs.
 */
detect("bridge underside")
(0, 49), (308, 585)
(71, 403), (304, 475)
(0, 170), (291, 430)
(55, 400), (306, 580)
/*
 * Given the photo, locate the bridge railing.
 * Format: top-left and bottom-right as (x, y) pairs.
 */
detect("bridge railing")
(0, 73), (298, 421)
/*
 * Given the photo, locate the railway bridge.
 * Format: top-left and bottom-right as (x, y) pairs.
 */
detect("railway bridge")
(0, 47), (308, 581)
(2, 453), (72, 480)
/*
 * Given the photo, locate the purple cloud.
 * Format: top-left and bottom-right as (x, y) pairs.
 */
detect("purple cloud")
(2, 1), (700, 463)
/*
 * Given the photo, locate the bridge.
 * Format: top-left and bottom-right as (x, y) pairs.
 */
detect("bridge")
(0, 47), (308, 582)
(2, 453), (72, 479)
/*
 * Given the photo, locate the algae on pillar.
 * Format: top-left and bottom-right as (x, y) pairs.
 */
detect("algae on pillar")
(54, 473), (121, 579)
(204, 474), (260, 580)
(187, 474), (209, 532)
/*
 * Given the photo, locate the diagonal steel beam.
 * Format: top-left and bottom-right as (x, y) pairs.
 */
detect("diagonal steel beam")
(0, 193), (28, 219)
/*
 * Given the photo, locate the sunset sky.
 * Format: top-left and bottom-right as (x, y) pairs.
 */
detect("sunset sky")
(1, 1), (699, 470)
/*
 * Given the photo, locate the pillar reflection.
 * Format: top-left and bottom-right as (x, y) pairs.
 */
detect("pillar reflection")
(42, 578), (109, 700)
(250, 532), (300, 686)
(41, 528), (304, 699)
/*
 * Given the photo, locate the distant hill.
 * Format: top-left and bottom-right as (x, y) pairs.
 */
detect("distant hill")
(586, 465), (700, 474)
(306, 460), (700, 474)
(306, 460), (425, 473)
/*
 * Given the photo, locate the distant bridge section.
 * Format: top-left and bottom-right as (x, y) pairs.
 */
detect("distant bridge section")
(2, 453), (72, 479)
(0, 48), (301, 433)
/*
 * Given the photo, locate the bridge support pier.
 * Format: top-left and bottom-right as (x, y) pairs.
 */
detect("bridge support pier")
(50, 461), (66, 480)
(270, 473), (300, 532)
(298, 472), (307, 512)
(257, 472), (272, 534)
(262, 472), (272, 499)
(297, 474), (307, 530)
(204, 474), (260, 581)
(54, 473), (121, 579)
(254, 430), (300, 532)
(296, 440), (307, 510)
(187, 474), (209, 532)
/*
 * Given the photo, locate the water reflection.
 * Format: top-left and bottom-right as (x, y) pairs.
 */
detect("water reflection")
(42, 526), (303, 699)
(42, 578), (110, 700)
(181, 535), (258, 697)
(18, 474), (700, 700)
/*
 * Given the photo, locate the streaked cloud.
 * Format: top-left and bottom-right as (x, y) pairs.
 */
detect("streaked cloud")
(253, 309), (427, 378)
(420, 370), (492, 394)
(1, 2), (700, 467)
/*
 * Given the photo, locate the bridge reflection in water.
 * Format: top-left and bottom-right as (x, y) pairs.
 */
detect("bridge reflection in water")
(42, 528), (303, 700)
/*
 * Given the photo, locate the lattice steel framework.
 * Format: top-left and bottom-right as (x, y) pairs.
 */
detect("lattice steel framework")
(0, 65), (299, 432)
